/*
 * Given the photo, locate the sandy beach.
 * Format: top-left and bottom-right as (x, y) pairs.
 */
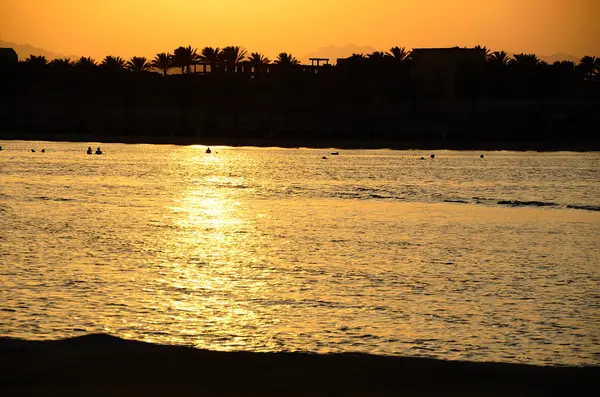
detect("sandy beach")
(1, 334), (597, 396)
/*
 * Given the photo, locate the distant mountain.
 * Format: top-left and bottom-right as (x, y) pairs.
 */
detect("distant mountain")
(301, 44), (377, 64)
(538, 53), (580, 64)
(0, 39), (79, 61)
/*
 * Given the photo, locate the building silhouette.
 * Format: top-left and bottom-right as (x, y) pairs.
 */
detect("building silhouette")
(411, 47), (486, 99)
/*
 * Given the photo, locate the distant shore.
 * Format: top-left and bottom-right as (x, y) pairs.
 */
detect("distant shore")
(1, 132), (599, 151)
(1, 334), (597, 397)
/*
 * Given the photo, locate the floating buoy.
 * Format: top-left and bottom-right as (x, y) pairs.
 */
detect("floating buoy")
(430, 154), (435, 159)
(31, 149), (35, 153)
(480, 154), (484, 158)
(322, 156), (327, 159)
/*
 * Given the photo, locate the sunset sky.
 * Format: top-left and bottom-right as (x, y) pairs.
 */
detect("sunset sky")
(1, 0), (598, 61)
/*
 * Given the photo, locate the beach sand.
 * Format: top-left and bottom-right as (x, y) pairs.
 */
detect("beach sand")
(1, 334), (597, 396)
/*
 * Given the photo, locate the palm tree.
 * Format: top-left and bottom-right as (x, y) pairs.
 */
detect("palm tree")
(579, 56), (599, 81)
(201, 47), (221, 73)
(510, 53), (540, 68)
(509, 53), (542, 97)
(74, 56), (97, 70)
(126, 56), (151, 72)
(474, 45), (491, 61)
(487, 51), (510, 66)
(274, 52), (299, 65)
(101, 55), (126, 71)
(48, 58), (72, 76)
(387, 46), (411, 63)
(150, 52), (173, 76)
(368, 51), (387, 62)
(553, 60), (575, 70)
(220, 46), (247, 72)
(248, 52), (270, 74)
(24, 55), (48, 67)
(172, 46), (197, 74)
(49, 58), (72, 67)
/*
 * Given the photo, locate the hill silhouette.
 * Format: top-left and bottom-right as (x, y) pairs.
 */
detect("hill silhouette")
(537, 52), (580, 64)
(0, 39), (79, 61)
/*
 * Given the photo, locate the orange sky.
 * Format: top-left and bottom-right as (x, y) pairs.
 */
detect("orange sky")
(1, 0), (598, 60)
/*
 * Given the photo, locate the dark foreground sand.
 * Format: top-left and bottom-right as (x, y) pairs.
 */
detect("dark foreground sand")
(1, 334), (597, 396)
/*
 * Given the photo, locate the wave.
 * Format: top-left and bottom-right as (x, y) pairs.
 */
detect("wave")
(1, 334), (597, 396)
(566, 204), (600, 212)
(33, 196), (75, 202)
(497, 200), (558, 208)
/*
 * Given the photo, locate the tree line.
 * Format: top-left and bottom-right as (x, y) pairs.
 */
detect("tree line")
(14, 44), (600, 81)
(17, 45), (299, 75)
(2, 44), (599, 148)
(8, 44), (599, 102)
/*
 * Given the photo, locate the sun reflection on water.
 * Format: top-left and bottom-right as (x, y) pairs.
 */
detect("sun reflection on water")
(157, 161), (279, 350)
(2, 143), (599, 364)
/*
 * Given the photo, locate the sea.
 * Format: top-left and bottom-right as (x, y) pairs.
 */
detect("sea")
(1, 140), (599, 366)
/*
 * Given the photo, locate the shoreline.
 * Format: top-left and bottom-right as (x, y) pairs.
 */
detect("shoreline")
(2, 334), (598, 396)
(1, 132), (599, 151)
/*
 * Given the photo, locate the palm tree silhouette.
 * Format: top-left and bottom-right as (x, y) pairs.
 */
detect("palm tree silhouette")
(510, 53), (540, 68)
(201, 47), (221, 73)
(368, 51), (387, 62)
(173, 46), (198, 74)
(74, 56), (97, 70)
(508, 53), (542, 97)
(474, 45), (491, 61)
(220, 46), (247, 72)
(553, 60), (576, 70)
(48, 58), (73, 77)
(101, 55), (126, 71)
(150, 53), (172, 76)
(24, 55), (48, 67)
(487, 51), (510, 66)
(274, 52), (299, 65)
(49, 58), (72, 68)
(387, 47), (411, 63)
(551, 60), (578, 87)
(126, 56), (151, 72)
(248, 52), (270, 74)
(579, 56), (599, 81)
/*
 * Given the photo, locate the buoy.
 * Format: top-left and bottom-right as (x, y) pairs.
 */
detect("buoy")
(480, 154), (484, 158)
(31, 149), (35, 153)
(430, 154), (435, 159)
(322, 156), (327, 159)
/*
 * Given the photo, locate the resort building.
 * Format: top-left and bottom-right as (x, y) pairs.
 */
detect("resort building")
(411, 47), (486, 99)
(0, 48), (18, 65)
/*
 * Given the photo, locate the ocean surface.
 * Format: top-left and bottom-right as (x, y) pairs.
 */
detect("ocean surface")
(1, 140), (599, 366)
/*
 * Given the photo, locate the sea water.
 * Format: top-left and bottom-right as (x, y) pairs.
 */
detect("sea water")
(1, 141), (599, 365)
